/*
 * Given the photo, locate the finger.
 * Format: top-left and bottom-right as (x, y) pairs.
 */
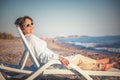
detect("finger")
(64, 61), (67, 66)
(64, 61), (68, 66)
(65, 61), (69, 66)
(66, 60), (69, 64)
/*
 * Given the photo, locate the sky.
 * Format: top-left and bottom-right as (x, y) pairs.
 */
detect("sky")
(0, 0), (120, 37)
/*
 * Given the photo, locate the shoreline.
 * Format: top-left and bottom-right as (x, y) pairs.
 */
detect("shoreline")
(0, 38), (120, 68)
(0, 38), (120, 79)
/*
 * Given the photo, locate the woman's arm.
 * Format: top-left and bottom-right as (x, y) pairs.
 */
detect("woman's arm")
(59, 56), (69, 66)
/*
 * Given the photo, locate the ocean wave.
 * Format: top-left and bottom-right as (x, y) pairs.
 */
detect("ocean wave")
(57, 35), (120, 54)
(66, 41), (98, 48)
(95, 47), (120, 53)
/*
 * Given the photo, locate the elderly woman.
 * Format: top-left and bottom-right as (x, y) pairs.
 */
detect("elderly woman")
(14, 16), (116, 71)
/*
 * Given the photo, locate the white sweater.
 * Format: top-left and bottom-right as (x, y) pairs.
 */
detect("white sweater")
(25, 34), (59, 64)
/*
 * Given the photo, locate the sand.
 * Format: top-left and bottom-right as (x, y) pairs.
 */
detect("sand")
(0, 38), (120, 80)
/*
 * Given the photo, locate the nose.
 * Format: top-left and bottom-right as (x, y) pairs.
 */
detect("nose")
(30, 25), (34, 29)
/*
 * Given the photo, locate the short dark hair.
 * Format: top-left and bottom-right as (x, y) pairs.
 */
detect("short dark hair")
(14, 16), (33, 27)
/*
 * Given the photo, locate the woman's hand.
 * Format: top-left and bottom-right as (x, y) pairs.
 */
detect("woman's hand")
(59, 56), (69, 66)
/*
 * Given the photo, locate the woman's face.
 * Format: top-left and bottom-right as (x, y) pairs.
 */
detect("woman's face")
(21, 18), (34, 35)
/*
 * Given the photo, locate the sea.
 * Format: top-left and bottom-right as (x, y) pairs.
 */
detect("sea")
(56, 35), (120, 54)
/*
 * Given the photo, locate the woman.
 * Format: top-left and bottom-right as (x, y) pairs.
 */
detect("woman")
(15, 16), (116, 71)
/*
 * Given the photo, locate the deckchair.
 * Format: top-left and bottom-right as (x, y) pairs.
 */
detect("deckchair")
(0, 25), (120, 80)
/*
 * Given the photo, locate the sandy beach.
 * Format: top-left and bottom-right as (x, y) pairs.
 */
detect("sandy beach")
(0, 38), (120, 80)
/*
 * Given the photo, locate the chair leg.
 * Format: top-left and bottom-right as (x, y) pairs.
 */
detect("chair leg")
(0, 71), (6, 80)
